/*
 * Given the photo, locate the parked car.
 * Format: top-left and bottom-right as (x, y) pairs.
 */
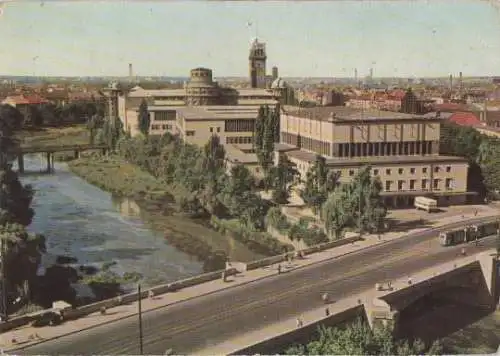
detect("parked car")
(31, 311), (63, 327)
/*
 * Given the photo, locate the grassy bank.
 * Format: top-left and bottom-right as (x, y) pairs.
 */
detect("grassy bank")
(17, 124), (89, 147)
(68, 154), (291, 260)
(68, 154), (171, 199)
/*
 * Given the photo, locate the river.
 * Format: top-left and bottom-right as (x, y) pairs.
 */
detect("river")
(18, 154), (264, 288)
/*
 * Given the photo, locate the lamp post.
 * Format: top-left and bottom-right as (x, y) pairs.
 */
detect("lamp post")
(137, 284), (144, 355)
(0, 238), (6, 322)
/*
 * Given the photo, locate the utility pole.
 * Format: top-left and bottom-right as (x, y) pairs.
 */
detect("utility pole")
(0, 150), (6, 322)
(137, 284), (144, 355)
(0, 238), (6, 322)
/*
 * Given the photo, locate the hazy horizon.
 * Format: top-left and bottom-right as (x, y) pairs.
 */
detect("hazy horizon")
(0, 1), (499, 78)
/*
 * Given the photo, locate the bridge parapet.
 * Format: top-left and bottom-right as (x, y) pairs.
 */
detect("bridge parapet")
(371, 249), (498, 316)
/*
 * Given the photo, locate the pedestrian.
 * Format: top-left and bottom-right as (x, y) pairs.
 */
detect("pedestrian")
(221, 270), (226, 282)
(277, 264), (282, 274)
(377, 234), (381, 241)
(296, 317), (303, 328)
(388, 281), (392, 290)
(474, 210), (478, 217)
(407, 277), (412, 285)
(325, 307), (330, 317)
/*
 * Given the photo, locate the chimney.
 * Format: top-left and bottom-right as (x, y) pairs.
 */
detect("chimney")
(449, 74), (453, 93)
(459, 71), (463, 96)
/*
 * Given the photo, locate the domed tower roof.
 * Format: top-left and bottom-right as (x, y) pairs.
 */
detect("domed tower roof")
(271, 77), (288, 89)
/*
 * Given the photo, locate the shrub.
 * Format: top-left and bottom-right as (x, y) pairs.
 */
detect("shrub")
(288, 219), (328, 247)
(265, 207), (291, 233)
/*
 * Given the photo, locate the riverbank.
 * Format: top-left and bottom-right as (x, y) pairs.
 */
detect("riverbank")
(67, 154), (277, 267)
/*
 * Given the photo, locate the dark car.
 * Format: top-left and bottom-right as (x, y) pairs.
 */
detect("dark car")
(31, 311), (63, 327)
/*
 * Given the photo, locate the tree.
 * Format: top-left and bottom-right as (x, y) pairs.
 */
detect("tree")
(285, 318), (442, 355)
(300, 155), (339, 215)
(268, 155), (299, 204)
(199, 135), (227, 216)
(87, 114), (104, 145)
(0, 104), (45, 316)
(97, 116), (124, 151)
(137, 99), (150, 137)
(254, 104), (280, 174)
(322, 166), (386, 238)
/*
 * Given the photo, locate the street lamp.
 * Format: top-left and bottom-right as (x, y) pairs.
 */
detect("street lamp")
(137, 284), (144, 355)
(0, 238), (7, 322)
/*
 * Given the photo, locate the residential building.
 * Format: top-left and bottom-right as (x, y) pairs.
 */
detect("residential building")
(277, 106), (471, 207)
(2, 94), (49, 121)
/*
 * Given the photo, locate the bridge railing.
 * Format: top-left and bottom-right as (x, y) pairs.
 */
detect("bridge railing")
(18, 144), (109, 154)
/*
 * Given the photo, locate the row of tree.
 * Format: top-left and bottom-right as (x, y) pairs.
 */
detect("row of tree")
(286, 318), (443, 355)
(440, 121), (500, 199)
(25, 100), (105, 128)
(0, 104), (46, 317)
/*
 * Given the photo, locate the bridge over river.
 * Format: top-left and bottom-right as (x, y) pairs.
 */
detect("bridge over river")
(16, 143), (109, 173)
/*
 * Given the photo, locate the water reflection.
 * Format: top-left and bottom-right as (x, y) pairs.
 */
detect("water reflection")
(18, 154), (264, 287)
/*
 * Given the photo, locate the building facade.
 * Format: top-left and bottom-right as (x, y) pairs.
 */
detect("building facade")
(277, 106), (470, 207)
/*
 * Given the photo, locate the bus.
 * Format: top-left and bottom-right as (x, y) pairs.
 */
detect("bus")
(414, 196), (438, 213)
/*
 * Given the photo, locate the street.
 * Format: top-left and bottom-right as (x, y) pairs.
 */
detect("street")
(15, 216), (500, 355)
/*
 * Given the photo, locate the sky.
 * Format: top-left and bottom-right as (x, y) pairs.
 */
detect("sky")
(0, 0), (499, 78)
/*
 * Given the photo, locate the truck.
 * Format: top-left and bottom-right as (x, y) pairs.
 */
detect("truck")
(414, 196), (438, 213)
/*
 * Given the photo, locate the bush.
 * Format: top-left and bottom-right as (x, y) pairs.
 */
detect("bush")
(265, 207), (291, 233)
(288, 219), (328, 247)
(211, 216), (293, 256)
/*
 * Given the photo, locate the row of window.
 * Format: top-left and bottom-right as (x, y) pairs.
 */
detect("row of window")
(370, 166), (452, 176)
(226, 136), (253, 144)
(154, 111), (176, 121)
(225, 119), (255, 133)
(281, 132), (332, 156)
(151, 124), (172, 131)
(337, 141), (436, 158)
(384, 178), (454, 192)
(210, 127), (221, 133)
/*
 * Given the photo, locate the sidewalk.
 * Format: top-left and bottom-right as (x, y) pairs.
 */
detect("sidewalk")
(195, 251), (489, 356)
(2, 210), (499, 351)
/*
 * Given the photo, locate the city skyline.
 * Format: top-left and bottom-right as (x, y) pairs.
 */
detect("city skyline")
(0, 1), (499, 78)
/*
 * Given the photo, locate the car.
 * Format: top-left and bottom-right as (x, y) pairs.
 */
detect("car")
(31, 311), (63, 327)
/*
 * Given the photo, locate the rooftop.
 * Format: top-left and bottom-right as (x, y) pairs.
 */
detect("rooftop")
(176, 105), (260, 120)
(286, 149), (467, 167)
(282, 106), (435, 122)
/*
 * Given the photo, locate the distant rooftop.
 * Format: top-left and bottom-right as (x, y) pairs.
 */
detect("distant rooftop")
(282, 106), (435, 122)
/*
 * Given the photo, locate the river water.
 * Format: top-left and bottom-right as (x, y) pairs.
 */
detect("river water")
(18, 155), (263, 287)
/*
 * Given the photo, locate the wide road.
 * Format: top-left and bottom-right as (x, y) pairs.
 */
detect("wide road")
(16, 216), (500, 355)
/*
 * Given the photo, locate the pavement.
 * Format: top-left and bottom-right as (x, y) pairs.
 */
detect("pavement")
(4, 209), (500, 355)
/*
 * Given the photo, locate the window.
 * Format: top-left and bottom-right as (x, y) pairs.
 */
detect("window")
(151, 124), (160, 130)
(210, 127), (213, 133)
(186, 130), (195, 136)
(446, 178), (453, 190)
(434, 166), (440, 173)
(385, 180), (393, 191)
(446, 166), (451, 173)
(422, 179), (428, 190)
(349, 170), (355, 176)
(217, 127), (221, 133)
(398, 168), (404, 174)
(433, 178), (440, 190)
(397, 180), (405, 191)
(422, 167), (428, 174)
(386, 169), (391, 175)
(409, 179), (416, 190)
(410, 168), (416, 174)
(373, 169), (379, 176)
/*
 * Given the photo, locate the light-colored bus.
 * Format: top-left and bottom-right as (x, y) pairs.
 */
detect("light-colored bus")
(414, 196), (438, 212)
